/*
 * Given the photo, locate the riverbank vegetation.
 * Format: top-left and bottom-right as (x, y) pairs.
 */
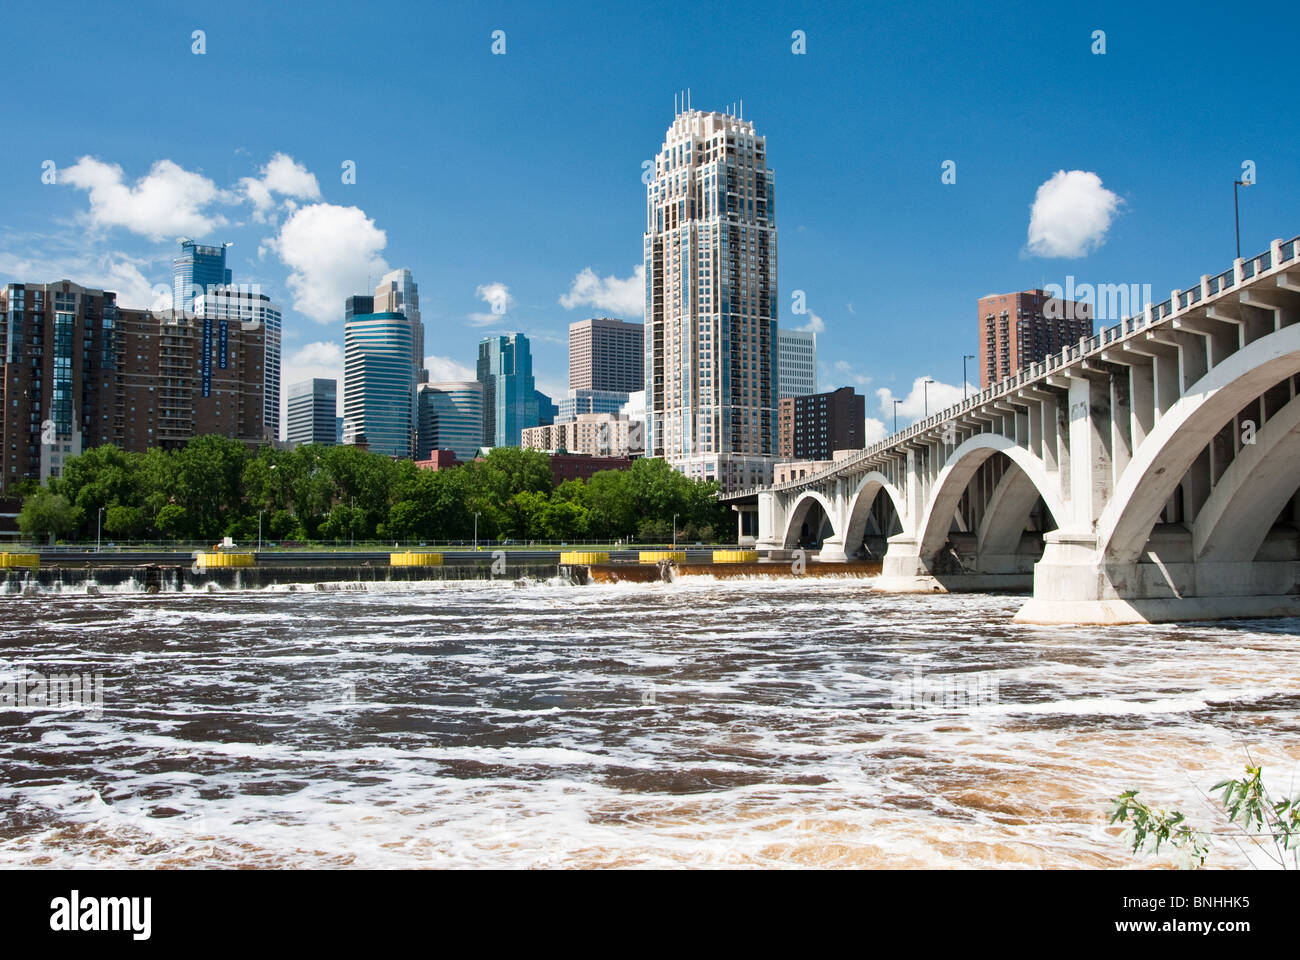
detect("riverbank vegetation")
(17, 436), (734, 545)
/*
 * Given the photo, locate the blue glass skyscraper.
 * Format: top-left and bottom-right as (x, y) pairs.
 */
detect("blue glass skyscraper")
(343, 311), (415, 457)
(477, 334), (539, 448)
(172, 239), (232, 311)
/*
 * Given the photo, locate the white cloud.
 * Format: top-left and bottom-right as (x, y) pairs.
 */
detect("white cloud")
(426, 355), (476, 382)
(0, 249), (160, 309)
(796, 310), (824, 333)
(60, 157), (230, 241)
(467, 282), (513, 326)
(863, 417), (887, 444)
(828, 359), (872, 388)
(559, 264), (644, 318)
(280, 341), (345, 427)
(876, 376), (969, 422)
(267, 203), (388, 324)
(1026, 170), (1122, 258)
(240, 153), (321, 223)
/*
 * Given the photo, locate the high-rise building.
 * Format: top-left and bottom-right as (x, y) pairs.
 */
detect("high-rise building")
(343, 311), (415, 457)
(644, 108), (778, 491)
(535, 390), (558, 427)
(345, 295), (374, 323)
(172, 239), (232, 312)
(978, 290), (1093, 389)
(557, 388), (630, 424)
(778, 327), (817, 398)
(286, 378), (337, 446)
(0, 280), (267, 489)
(778, 386), (866, 461)
(373, 268), (427, 384)
(569, 317), (644, 393)
(416, 380), (483, 461)
(193, 287), (282, 441)
(477, 334), (538, 448)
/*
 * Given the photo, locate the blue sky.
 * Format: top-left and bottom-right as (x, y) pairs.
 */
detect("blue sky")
(2, 0), (1297, 438)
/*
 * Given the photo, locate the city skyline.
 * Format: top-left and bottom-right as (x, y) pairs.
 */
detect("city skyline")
(2, 2), (1298, 446)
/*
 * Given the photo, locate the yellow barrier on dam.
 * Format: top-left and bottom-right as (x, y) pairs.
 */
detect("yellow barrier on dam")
(390, 552), (444, 567)
(638, 550), (685, 564)
(560, 551), (609, 565)
(194, 552), (256, 568)
(0, 552), (39, 569)
(712, 549), (759, 564)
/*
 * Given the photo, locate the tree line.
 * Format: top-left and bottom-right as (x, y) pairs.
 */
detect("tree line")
(16, 435), (735, 546)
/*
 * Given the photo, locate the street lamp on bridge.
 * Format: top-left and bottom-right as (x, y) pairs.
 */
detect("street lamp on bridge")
(1233, 177), (1253, 260)
(892, 399), (902, 433)
(963, 355), (975, 399)
(923, 379), (936, 418)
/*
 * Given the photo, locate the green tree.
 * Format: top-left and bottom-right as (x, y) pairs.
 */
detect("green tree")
(18, 488), (82, 543)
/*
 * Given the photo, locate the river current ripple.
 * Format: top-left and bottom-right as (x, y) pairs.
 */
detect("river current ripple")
(1, 576), (1297, 868)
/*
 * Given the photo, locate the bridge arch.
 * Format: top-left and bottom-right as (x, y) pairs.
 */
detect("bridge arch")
(782, 489), (838, 550)
(1098, 323), (1300, 563)
(916, 433), (1066, 562)
(1192, 391), (1300, 562)
(842, 471), (907, 556)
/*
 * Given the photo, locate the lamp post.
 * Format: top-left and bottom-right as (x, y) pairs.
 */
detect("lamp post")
(923, 378), (936, 418)
(962, 355), (975, 399)
(672, 513), (679, 549)
(1233, 178), (1253, 260)
(96, 506), (104, 552)
(473, 512), (480, 552)
(893, 399), (902, 433)
(258, 510), (264, 552)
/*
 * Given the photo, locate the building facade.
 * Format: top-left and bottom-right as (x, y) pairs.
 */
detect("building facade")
(978, 290), (1093, 389)
(193, 287), (281, 441)
(557, 388), (630, 424)
(569, 317), (644, 394)
(778, 327), (817, 398)
(777, 386), (866, 461)
(373, 268), (427, 385)
(0, 280), (266, 489)
(477, 334), (538, 448)
(644, 108), (778, 492)
(172, 239), (232, 312)
(286, 378), (337, 446)
(535, 389), (558, 427)
(417, 380), (483, 461)
(343, 311), (415, 457)
(521, 412), (641, 458)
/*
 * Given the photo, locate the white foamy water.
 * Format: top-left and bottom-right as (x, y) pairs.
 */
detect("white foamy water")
(1, 577), (1297, 869)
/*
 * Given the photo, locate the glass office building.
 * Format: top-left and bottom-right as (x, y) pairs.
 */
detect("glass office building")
(172, 240), (232, 312)
(477, 334), (538, 448)
(343, 312), (415, 457)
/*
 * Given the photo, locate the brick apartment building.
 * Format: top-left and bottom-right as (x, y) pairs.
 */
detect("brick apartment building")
(0, 280), (268, 491)
(778, 386), (866, 461)
(977, 289), (1092, 389)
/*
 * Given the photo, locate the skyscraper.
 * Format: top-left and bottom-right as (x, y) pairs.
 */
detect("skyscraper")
(287, 378), (338, 446)
(172, 239), (232, 312)
(373, 268), (427, 384)
(417, 380), (483, 461)
(978, 290), (1093, 389)
(477, 334), (538, 448)
(644, 107), (778, 491)
(778, 327), (817, 398)
(343, 310), (415, 457)
(569, 317), (643, 393)
(193, 287), (282, 441)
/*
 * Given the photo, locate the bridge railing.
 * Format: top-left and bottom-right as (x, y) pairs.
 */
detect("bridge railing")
(726, 236), (1300, 500)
